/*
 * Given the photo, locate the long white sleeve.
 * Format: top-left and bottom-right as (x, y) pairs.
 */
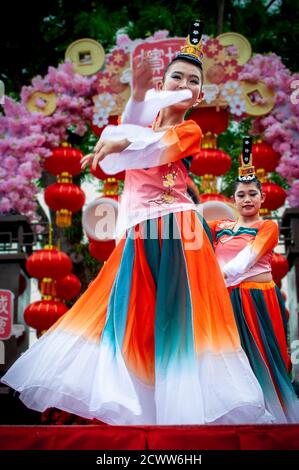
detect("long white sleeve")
(121, 97), (151, 126)
(99, 120), (201, 175)
(121, 88), (192, 126)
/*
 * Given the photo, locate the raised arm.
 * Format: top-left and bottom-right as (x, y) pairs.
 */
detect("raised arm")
(121, 57), (154, 125)
(121, 57), (194, 127)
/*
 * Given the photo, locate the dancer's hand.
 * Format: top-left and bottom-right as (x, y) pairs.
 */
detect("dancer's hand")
(132, 55), (154, 102)
(80, 139), (130, 171)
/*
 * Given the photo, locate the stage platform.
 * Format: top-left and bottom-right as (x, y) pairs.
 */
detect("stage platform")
(1, 424), (299, 450)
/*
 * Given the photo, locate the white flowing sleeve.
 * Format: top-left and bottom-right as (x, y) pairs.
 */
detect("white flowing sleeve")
(99, 88), (200, 175)
(223, 245), (257, 284)
(121, 88), (192, 126)
(99, 120), (201, 175)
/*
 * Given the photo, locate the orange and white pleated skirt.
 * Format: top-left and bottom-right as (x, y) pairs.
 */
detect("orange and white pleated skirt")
(2, 212), (275, 424)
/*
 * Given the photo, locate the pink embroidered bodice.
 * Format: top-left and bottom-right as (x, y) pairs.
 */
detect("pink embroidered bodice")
(116, 161), (196, 237)
(209, 219), (278, 287)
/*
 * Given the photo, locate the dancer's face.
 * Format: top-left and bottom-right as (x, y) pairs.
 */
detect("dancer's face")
(234, 182), (265, 217)
(159, 60), (203, 110)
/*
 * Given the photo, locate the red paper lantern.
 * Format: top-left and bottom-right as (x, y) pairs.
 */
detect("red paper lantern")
(191, 149), (231, 176)
(26, 247), (72, 280)
(89, 240), (116, 262)
(252, 141), (280, 173)
(26, 247), (72, 296)
(45, 183), (85, 227)
(261, 182), (287, 212)
(24, 300), (68, 331)
(45, 183), (85, 212)
(44, 145), (83, 177)
(271, 252), (289, 285)
(189, 107), (229, 134)
(55, 274), (81, 301)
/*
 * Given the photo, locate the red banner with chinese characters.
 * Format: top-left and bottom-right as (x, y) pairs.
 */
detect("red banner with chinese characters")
(0, 289), (14, 340)
(132, 39), (185, 82)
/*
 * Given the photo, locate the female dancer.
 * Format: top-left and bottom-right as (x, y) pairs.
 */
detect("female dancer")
(1, 22), (273, 425)
(208, 137), (299, 422)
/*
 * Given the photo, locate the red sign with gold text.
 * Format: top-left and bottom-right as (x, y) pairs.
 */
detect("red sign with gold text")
(0, 289), (14, 340)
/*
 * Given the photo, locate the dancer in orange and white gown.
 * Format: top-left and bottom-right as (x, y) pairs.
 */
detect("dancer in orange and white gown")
(208, 156), (299, 424)
(1, 22), (276, 425)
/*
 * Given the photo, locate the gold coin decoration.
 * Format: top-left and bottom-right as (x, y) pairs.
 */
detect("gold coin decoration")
(242, 81), (275, 116)
(26, 91), (57, 115)
(65, 38), (105, 76)
(217, 32), (252, 65)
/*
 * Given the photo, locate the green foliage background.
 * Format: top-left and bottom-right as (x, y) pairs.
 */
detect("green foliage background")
(1, 0), (298, 92)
